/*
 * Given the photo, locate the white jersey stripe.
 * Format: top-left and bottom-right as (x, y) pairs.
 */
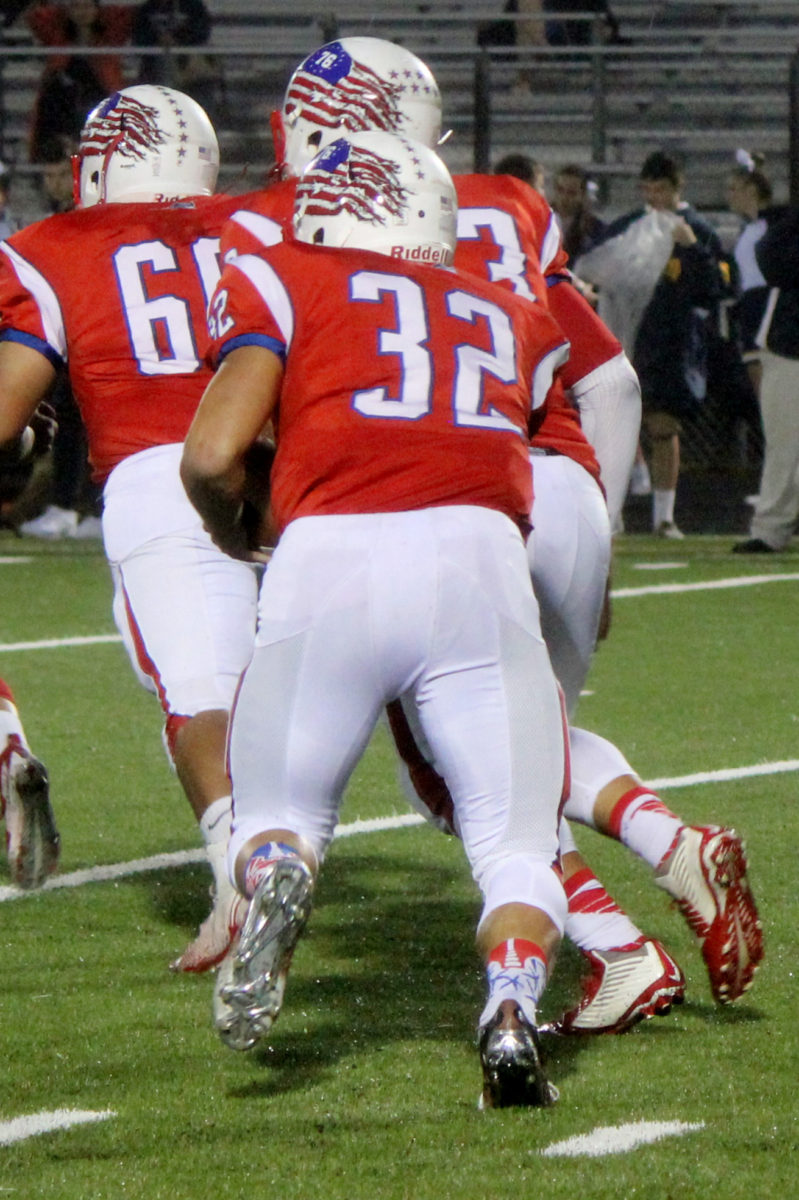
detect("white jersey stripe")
(228, 210), (284, 253)
(0, 241), (67, 359)
(532, 341), (570, 411)
(539, 212), (564, 277)
(231, 253), (294, 350)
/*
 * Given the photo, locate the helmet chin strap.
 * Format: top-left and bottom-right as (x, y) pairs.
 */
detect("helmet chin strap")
(73, 128), (127, 207)
(70, 153), (81, 208)
(269, 110), (291, 179)
(99, 131), (126, 203)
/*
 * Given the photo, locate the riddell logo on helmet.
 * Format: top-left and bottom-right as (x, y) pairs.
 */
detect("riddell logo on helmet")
(390, 244), (446, 263)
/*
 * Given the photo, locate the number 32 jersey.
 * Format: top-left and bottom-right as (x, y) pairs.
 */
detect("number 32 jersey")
(0, 193), (258, 481)
(208, 240), (569, 535)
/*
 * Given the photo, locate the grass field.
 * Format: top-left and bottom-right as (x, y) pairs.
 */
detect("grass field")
(1, 530), (797, 1200)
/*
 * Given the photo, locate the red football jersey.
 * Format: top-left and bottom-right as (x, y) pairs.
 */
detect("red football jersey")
(453, 174), (620, 382)
(546, 274), (621, 386)
(219, 178), (295, 261)
(454, 172), (565, 302)
(454, 175), (609, 483)
(218, 174), (613, 487)
(0, 191), (261, 481)
(208, 240), (569, 534)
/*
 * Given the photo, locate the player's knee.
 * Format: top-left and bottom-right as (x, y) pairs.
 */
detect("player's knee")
(477, 855), (566, 935)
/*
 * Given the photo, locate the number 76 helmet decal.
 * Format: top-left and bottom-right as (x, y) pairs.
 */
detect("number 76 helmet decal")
(273, 37), (444, 179)
(293, 132), (457, 265)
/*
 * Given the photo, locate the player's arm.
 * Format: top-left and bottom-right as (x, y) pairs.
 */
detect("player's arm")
(570, 352), (641, 530)
(546, 278), (641, 529)
(181, 344), (283, 562)
(0, 340), (57, 463)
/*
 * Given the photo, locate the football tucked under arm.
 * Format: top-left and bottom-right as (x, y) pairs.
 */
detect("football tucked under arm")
(0, 400), (58, 503)
(181, 345), (282, 562)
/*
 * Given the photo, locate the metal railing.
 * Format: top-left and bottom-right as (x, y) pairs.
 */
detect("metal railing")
(2, 11), (799, 205)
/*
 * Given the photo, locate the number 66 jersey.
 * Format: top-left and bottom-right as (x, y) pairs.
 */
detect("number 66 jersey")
(0, 193), (258, 482)
(208, 238), (570, 536)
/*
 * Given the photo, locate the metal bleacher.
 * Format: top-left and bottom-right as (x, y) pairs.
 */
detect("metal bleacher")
(206, 0), (799, 213)
(1, 2), (798, 219)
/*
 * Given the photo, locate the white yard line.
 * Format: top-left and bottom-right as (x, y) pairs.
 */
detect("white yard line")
(541, 1120), (705, 1158)
(0, 758), (796, 904)
(0, 567), (787, 1159)
(0, 1109), (115, 1146)
(0, 633), (122, 652)
(613, 572), (799, 598)
(2, 572), (799, 654)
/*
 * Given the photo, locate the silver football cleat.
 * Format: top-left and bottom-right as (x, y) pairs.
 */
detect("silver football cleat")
(214, 857), (314, 1051)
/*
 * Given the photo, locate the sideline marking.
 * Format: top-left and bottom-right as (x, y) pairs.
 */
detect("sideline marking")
(632, 561), (688, 571)
(0, 633), (121, 653)
(541, 1120), (705, 1158)
(613, 572), (799, 598)
(0, 1108), (116, 1146)
(0, 557), (33, 565)
(0, 759), (796, 904)
(3, 573), (799, 655)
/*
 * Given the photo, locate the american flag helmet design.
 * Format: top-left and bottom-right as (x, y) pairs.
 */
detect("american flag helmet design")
(285, 42), (405, 136)
(276, 38), (443, 178)
(295, 137), (409, 227)
(76, 85), (219, 207)
(80, 91), (166, 162)
(294, 131), (457, 265)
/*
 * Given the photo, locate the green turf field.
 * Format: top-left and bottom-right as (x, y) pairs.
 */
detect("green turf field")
(0, 531), (796, 1200)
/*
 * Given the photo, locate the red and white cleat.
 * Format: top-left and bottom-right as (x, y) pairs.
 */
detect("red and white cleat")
(552, 937), (685, 1035)
(170, 886), (246, 973)
(655, 825), (764, 1004)
(0, 739), (60, 890)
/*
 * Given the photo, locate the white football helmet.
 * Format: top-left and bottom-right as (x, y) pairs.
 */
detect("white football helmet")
(273, 37), (443, 178)
(293, 132), (457, 266)
(75, 85), (219, 207)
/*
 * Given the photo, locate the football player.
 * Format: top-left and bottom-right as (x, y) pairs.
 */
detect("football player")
(0, 85), (270, 970)
(0, 409), (60, 888)
(183, 131), (571, 1109)
(221, 37), (763, 1018)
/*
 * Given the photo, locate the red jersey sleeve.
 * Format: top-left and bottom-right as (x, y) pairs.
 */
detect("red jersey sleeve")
(219, 180), (296, 262)
(546, 275), (621, 388)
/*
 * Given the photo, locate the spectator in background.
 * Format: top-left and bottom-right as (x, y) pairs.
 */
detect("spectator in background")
(480, 1), (622, 94)
(726, 151), (782, 399)
(701, 150), (775, 492)
(24, 0), (132, 161)
(0, 163), (23, 239)
(576, 151), (726, 538)
(542, 0), (621, 46)
(551, 163), (606, 266)
(494, 152), (546, 193)
(733, 206), (799, 554)
(38, 133), (76, 212)
(133, 0), (219, 117)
